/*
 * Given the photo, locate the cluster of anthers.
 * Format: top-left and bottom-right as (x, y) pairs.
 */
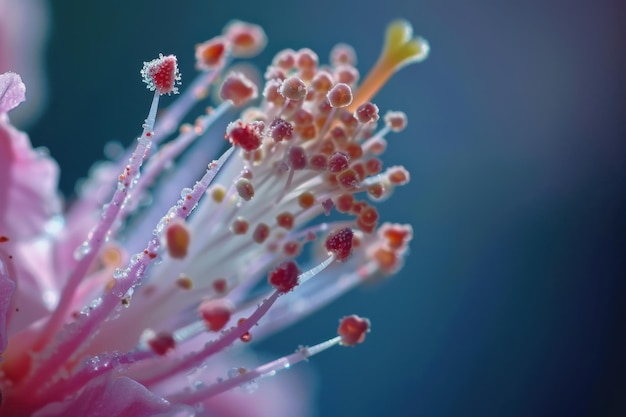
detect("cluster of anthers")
(0, 19), (428, 415)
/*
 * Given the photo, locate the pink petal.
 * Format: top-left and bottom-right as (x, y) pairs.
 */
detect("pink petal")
(0, 248), (16, 356)
(0, 72), (26, 113)
(0, 113), (61, 241)
(32, 375), (177, 417)
(0, 1), (50, 127)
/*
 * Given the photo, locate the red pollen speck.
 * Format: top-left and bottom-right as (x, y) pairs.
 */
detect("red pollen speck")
(148, 332), (176, 355)
(338, 315), (371, 346)
(236, 318), (253, 342)
(199, 299), (233, 332)
(269, 260), (300, 293)
(325, 227), (354, 261)
(141, 54), (180, 95)
(212, 278), (228, 294)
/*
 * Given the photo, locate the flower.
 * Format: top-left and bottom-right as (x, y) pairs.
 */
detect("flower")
(0, 19), (427, 417)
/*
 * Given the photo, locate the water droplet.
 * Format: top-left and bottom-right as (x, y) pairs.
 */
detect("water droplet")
(73, 241), (92, 261)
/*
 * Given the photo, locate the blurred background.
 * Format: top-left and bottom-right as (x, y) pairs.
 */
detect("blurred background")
(6, 0), (626, 415)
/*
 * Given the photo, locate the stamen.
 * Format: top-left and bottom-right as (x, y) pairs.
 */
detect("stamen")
(349, 20), (429, 111)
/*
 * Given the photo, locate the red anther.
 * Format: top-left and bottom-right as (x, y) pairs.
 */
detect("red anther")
(231, 217), (249, 235)
(327, 83), (353, 108)
(283, 241), (302, 257)
(176, 275), (193, 290)
(384, 110), (408, 132)
(166, 219), (190, 259)
(351, 201), (366, 214)
(263, 79), (285, 105)
(336, 193), (354, 213)
(226, 120), (263, 152)
(0, 236), (9, 243)
(298, 191), (315, 209)
(359, 206), (379, 226)
(330, 126), (347, 143)
(241, 168), (253, 180)
(318, 97), (332, 116)
(220, 72), (258, 106)
(298, 124), (317, 140)
(280, 76), (308, 101)
(236, 178), (255, 201)
(330, 43), (357, 66)
(373, 247), (399, 274)
(381, 224), (413, 250)
(334, 64), (359, 85)
(320, 140), (335, 155)
(296, 48), (319, 71)
(346, 143), (364, 159)
(265, 67), (286, 81)
(195, 37), (229, 70)
(269, 260), (301, 293)
(367, 183), (385, 199)
(212, 278), (228, 294)
(269, 118), (294, 142)
(321, 198), (335, 215)
(252, 223), (271, 244)
(141, 54), (181, 95)
(367, 137), (387, 155)
(356, 209), (378, 233)
(288, 146), (307, 170)
(293, 109), (314, 126)
(328, 151), (350, 173)
(338, 315), (370, 346)
(223, 20), (267, 58)
(355, 102), (380, 124)
(338, 169), (360, 189)
(276, 212), (295, 230)
(148, 332), (176, 356)
(309, 154), (328, 171)
(388, 166), (410, 185)
(273, 49), (296, 70)
(199, 299), (234, 332)
(325, 227), (354, 261)
(352, 162), (366, 181)
(365, 158), (383, 175)
(339, 111), (359, 131)
(311, 70), (335, 93)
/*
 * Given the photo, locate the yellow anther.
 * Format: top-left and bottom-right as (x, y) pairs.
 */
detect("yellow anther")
(349, 20), (429, 111)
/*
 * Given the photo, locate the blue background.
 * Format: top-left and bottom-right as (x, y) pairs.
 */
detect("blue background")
(29, 0), (625, 416)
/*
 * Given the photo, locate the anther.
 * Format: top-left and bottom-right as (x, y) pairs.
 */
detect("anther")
(165, 219), (191, 259)
(199, 299), (234, 332)
(268, 260), (300, 293)
(141, 54), (181, 95)
(325, 227), (354, 261)
(220, 72), (258, 106)
(338, 315), (371, 346)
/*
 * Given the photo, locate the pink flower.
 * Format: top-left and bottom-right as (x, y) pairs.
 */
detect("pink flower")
(0, 20), (427, 417)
